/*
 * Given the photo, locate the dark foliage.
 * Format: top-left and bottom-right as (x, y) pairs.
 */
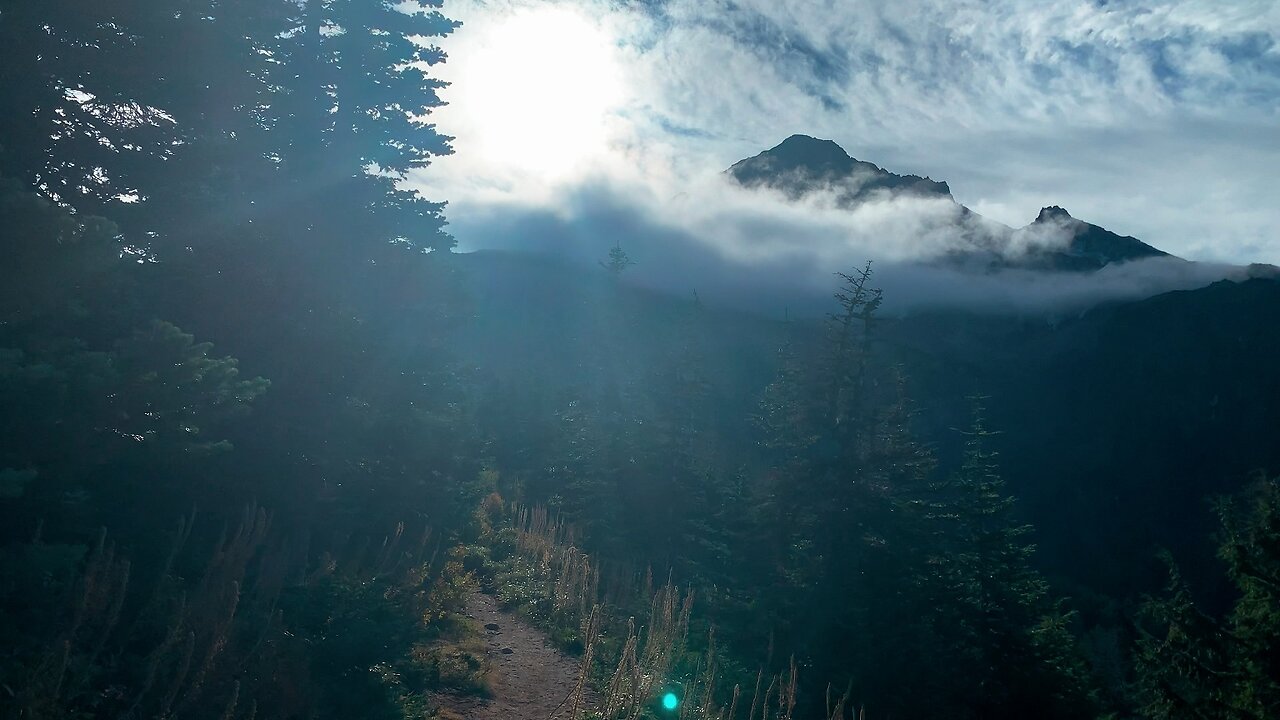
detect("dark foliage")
(1137, 476), (1280, 720)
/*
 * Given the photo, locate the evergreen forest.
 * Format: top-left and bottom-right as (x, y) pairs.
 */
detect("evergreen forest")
(2, 3), (1278, 719)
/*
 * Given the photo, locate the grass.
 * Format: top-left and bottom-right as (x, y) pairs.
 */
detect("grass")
(475, 500), (841, 720)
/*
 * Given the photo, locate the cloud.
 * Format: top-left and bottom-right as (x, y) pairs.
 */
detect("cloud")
(444, 169), (1243, 316)
(417, 0), (1280, 276)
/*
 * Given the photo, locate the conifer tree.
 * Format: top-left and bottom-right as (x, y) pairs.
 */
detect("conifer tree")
(1218, 477), (1280, 717)
(1136, 558), (1234, 719)
(750, 264), (923, 709)
(753, 326), (822, 592)
(264, 0), (458, 260)
(654, 294), (734, 580)
(1137, 475), (1280, 720)
(601, 240), (636, 277)
(823, 261), (882, 436)
(0, 0), (291, 230)
(911, 401), (1093, 719)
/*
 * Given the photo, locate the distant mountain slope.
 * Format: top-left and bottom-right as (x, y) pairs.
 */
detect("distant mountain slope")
(1015, 205), (1170, 271)
(453, 248), (1280, 603)
(727, 135), (1177, 273)
(883, 275), (1280, 598)
(727, 134), (952, 202)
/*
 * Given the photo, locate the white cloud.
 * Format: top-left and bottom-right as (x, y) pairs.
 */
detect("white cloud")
(442, 171), (1246, 315)
(419, 0), (1280, 265)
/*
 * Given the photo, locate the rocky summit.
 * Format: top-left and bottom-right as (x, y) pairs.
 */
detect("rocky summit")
(726, 135), (1177, 273)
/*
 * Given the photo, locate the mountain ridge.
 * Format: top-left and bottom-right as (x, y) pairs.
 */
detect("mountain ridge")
(727, 134), (1174, 273)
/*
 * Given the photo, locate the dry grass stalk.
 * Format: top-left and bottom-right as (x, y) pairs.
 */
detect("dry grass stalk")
(601, 618), (639, 717)
(567, 604), (602, 719)
(558, 571), (698, 719)
(747, 668), (764, 720)
(699, 628), (719, 716)
(778, 657), (798, 720)
(16, 502), (443, 719)
(511, 503), (605, 621)
(16, 527), (132, 717)
(761, 675), (777, 720)
(125, 592), (186, 715)
(824, 681), (853, 720)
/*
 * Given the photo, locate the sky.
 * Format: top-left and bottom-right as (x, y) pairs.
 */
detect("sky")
(413, 0), (1279, 305)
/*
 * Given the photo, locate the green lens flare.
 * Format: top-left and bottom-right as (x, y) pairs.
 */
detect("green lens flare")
(662, 692), (679, 710)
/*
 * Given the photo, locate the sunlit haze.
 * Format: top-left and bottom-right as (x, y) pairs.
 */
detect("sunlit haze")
(437, 6), (626, 185)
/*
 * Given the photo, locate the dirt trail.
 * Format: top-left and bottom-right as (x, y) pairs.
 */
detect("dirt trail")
(433, 592), (600, 719)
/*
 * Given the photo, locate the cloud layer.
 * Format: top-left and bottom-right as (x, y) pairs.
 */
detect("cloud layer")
(446, 172), (1249, 315)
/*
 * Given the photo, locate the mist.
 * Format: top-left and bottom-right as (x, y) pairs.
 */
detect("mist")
(448, 169), (1243, 316)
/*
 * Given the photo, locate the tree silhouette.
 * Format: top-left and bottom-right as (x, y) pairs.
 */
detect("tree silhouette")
(601, 241), (636, 276)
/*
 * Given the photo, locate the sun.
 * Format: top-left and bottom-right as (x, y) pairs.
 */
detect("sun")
(447, 7), (625, 182)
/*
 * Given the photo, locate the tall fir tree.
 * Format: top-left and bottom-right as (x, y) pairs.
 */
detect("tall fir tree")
(910, 401), (1094, 719)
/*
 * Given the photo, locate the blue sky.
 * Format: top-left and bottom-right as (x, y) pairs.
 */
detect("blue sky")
(419, 0), (1279, 268)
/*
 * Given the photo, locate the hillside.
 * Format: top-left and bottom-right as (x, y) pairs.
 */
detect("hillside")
(453, 250), (1280, 600)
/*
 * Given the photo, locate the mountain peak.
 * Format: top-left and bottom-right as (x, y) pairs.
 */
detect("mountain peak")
(1019, 207), (1171, 270)
(778, 133), (844, 148)
(726, 135), (951, 201)
(769, 134), (854, 166)
(1036, 206), (1075, 223)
